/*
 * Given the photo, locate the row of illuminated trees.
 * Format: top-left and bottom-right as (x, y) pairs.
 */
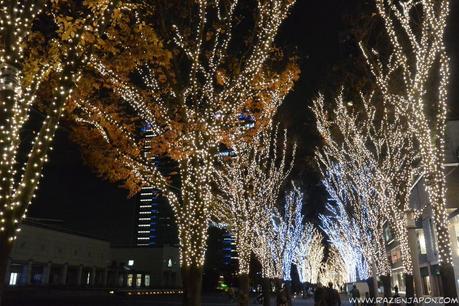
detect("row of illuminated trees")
(314, 0), (457, 301)
(0, 1), (310, 306)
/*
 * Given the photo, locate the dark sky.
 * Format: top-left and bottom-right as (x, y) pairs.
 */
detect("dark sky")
(29, 0), (459, 244)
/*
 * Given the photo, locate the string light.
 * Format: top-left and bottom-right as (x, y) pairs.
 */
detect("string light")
(253, 183), (304, 280)
(0, 1), (120, 247)
(320, 201), (369, 282)
(318, 247), (346, 287)
(76, 0), (297, 270)
(360, 0), (452, 265)
(293, 224), (325, 284)
(213, 126), (295, 276)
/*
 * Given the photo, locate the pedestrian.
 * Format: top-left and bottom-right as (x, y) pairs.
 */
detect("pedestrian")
(390, 286), (400, 306)
(314, 283), (325, 306)
(324, 282), (341, 306)
(350, 284), (360, 306)
(277, 283), (288, 306)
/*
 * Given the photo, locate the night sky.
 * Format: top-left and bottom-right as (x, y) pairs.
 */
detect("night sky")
(29, 0), (459, 245)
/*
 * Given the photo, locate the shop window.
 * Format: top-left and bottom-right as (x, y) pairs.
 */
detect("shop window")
(390, 248), (401, 264)
(416, 229), (427, 255)
(9, 272), (18, 286)
(384, 224), (394, 243)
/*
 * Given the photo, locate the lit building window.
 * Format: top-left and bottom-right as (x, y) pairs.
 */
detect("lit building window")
(167, 259), (173, 268)
(416, 229), (427, 255)
(86, 272), (91, 285)
(384, 223), (394, 244)
(9, 272), (18, 286)
(128, 260), (134, 266)
(127, 274), (133, 287)
(145, 275), (150, 287)
(390, 247), (401, 264)
(136, 274), (142, 287)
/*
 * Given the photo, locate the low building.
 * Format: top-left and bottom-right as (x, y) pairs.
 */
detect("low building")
(110, 246), (181, 288)
(4, 220), (181, 289)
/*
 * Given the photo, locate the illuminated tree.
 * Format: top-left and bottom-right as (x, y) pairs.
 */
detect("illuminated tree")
(275, 185), (304, 282)
(320, 201), (369, 282)
(67, 1), (298, 305)
(253, 184), (304, 306)
(359, 0), (455, 297)
(303, 228), (324, 284)
(294, 224), (327, 285)
(313, 95), (391, 279)
(0, 1), (119, 303)
(213, 127), (295, 306)
(254, 184), (304, 280)
(313, 90), (422, 296)
(318, 247), (346, 288)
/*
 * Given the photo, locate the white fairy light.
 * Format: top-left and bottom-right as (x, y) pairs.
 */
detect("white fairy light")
(253, 184), (305, 281)
(294, 224), (326, 284)
(82, 0), (297, 271)
(0, 1), (120, 248)
(360, 0), (452, 265)
(213, 126), (295, 276)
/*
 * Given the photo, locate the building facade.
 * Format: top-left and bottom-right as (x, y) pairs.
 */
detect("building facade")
(6, 221), (110, 287)
(4, 221), (181, 289)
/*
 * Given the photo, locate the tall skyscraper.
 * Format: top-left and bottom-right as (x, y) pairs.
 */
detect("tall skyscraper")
(136, 125), (178, 247)
(223, 232), (238, 266)
(136, 187), (160, 247)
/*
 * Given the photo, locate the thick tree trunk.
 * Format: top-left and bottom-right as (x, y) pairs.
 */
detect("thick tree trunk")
(0, 236), (12, 306)
(262, 277), (272, 306)
(404, 273), (414, 304)
(380, 274), (391, 305)
(381, 274), (391, 297)
(238, 273), (250, 306)
(366, 277), (376, 299)
(274, 278), (283, 306)
(181, 265), (203, 306)
(440, 263), (458, 305)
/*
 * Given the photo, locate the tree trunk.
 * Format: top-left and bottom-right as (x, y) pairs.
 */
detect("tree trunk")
(380, 274), (391, 305)
(238, 273), (250, 306)
(275, 278), (283, 306)
(440, 263), (458, 305)
(284, 280), (292, 306)
(404, 273), (414, 304)
(181, 265), (203, 306)
(262, 277), (272, 306)
(366, 277), (376, 299)
(0, 236), (12, 306)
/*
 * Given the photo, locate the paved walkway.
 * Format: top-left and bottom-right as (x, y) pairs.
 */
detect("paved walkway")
(4, 290), (352, 306)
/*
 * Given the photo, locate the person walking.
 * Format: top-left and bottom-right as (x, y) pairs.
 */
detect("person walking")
(350, 284), (361, 306)
(325, 282), (341, 306)
(277, 284), (288, 306)
(314, 283), (325, 306)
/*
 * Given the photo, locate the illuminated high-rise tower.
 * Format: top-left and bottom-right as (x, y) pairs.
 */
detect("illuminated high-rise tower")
(136, 125), (178, 247)
(136, 126), (159, 247)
